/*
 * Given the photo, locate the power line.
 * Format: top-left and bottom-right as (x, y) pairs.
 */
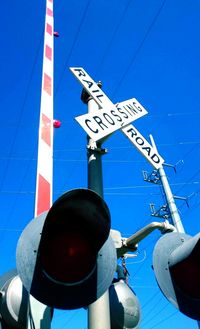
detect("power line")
(0, 156), (144, 163)
(148, 310), (178, 329)
(143, 302), (170, 329)
(112, 0), (167, 96)
(0, 139), (200, 161)
(60, 310), (80, 329)
(104, 181), (199, 190)
(0, 33), (43, 192)
(174, 169), (200, 196)
(53, 140), (200, 152)
(54, 0), (92, 96)
(95, 0), (133, 75)
(150, 111), (200, 118)
(142, 290), (160, 309)
(0, 181), (199, 195)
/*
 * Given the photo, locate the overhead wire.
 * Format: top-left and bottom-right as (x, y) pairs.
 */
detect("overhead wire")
(126, 142), (200, 327)
(53, 0), (93, 198)
(148, 310), (178, 329)
(0, 31), (44, 248)
(54, 0), (92, 96)
(142, 298), (169, 327)
(3, 1), (200, 328)
(178, 143), (200, 165)
(170, 168), (200, 221)
(155, 145), (200, 223)
(53, 140), (200, 152)
(132, 142), (200, 233)
(0, 33), (43, 192)
(0, 0), (93, 246)
(0, 156), (144, 163)
(127, 141), (200, 328)
(104, 181), (199, 190)
(59, 310), (80, 329)
(0, 181), (198, 195)
(112, 0), (167, 96)
(150, 111), (200, 118)
(55, 148), (87, 198)
(141, 290), (160, 309)
(89, 0), (199, 325)
(94, 0), (133, 76)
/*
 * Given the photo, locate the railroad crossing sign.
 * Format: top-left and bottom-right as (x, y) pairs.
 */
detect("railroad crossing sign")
(75, 97), (148, 142)
(70, 67), (164, 169)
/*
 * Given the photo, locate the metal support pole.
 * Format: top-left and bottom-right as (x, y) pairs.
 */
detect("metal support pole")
(81, 91), (111, 329)
(27, 296), (52, 329)
(150, 136), (200, 328)
(149, 135), (185, 233)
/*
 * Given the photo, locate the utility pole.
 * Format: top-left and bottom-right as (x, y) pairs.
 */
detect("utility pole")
(149, 135), (185, 233)
(81, 88), (111, 329)
(149, 135), (200, 328)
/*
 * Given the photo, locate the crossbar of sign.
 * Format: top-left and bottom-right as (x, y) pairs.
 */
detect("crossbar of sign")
(70, 67), (164, 170)
(122, 125), (164, 168)
(70, 67), (114, 109)
(70, 67), (147, 141)
(75, 98), (148, 142)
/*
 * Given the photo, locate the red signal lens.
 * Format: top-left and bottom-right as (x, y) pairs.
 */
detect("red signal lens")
(40, 231), (96, 284)
(170, 254), (200, 298)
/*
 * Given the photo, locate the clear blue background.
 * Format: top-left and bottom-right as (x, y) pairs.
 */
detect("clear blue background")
(0, 0), (200, 328)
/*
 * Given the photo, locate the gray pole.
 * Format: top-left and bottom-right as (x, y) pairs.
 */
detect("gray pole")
(81, 89), (111, 329)
(149, 135), (185, 233)
(150, 135), (200, 328)
(27, 296), (51, 329)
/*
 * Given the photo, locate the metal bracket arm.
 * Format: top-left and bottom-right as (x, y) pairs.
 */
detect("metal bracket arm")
(116, 221), (175, 258)
(87, 139), (108, 155)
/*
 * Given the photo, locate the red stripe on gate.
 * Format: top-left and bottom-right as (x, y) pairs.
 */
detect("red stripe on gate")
(48, 0), (53, 3)
(43, 73), (52, 95)
(36, 175), (51, 215)
(42, 113), (51, 146)
(47, 8), (53, 16)
(46, 23), (52, 36)
(45, 45), (52, 61)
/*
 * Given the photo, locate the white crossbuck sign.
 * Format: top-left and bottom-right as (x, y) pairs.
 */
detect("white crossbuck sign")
(70, 67), (164, 169)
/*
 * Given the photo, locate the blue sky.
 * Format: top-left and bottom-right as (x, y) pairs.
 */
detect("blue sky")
(0, 0), (200, 328)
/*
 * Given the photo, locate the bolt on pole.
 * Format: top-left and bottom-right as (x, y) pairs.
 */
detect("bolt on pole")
(81, 89), (111, 329)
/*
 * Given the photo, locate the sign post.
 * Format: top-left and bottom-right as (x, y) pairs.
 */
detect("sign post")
(81, 88), (112, 329)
